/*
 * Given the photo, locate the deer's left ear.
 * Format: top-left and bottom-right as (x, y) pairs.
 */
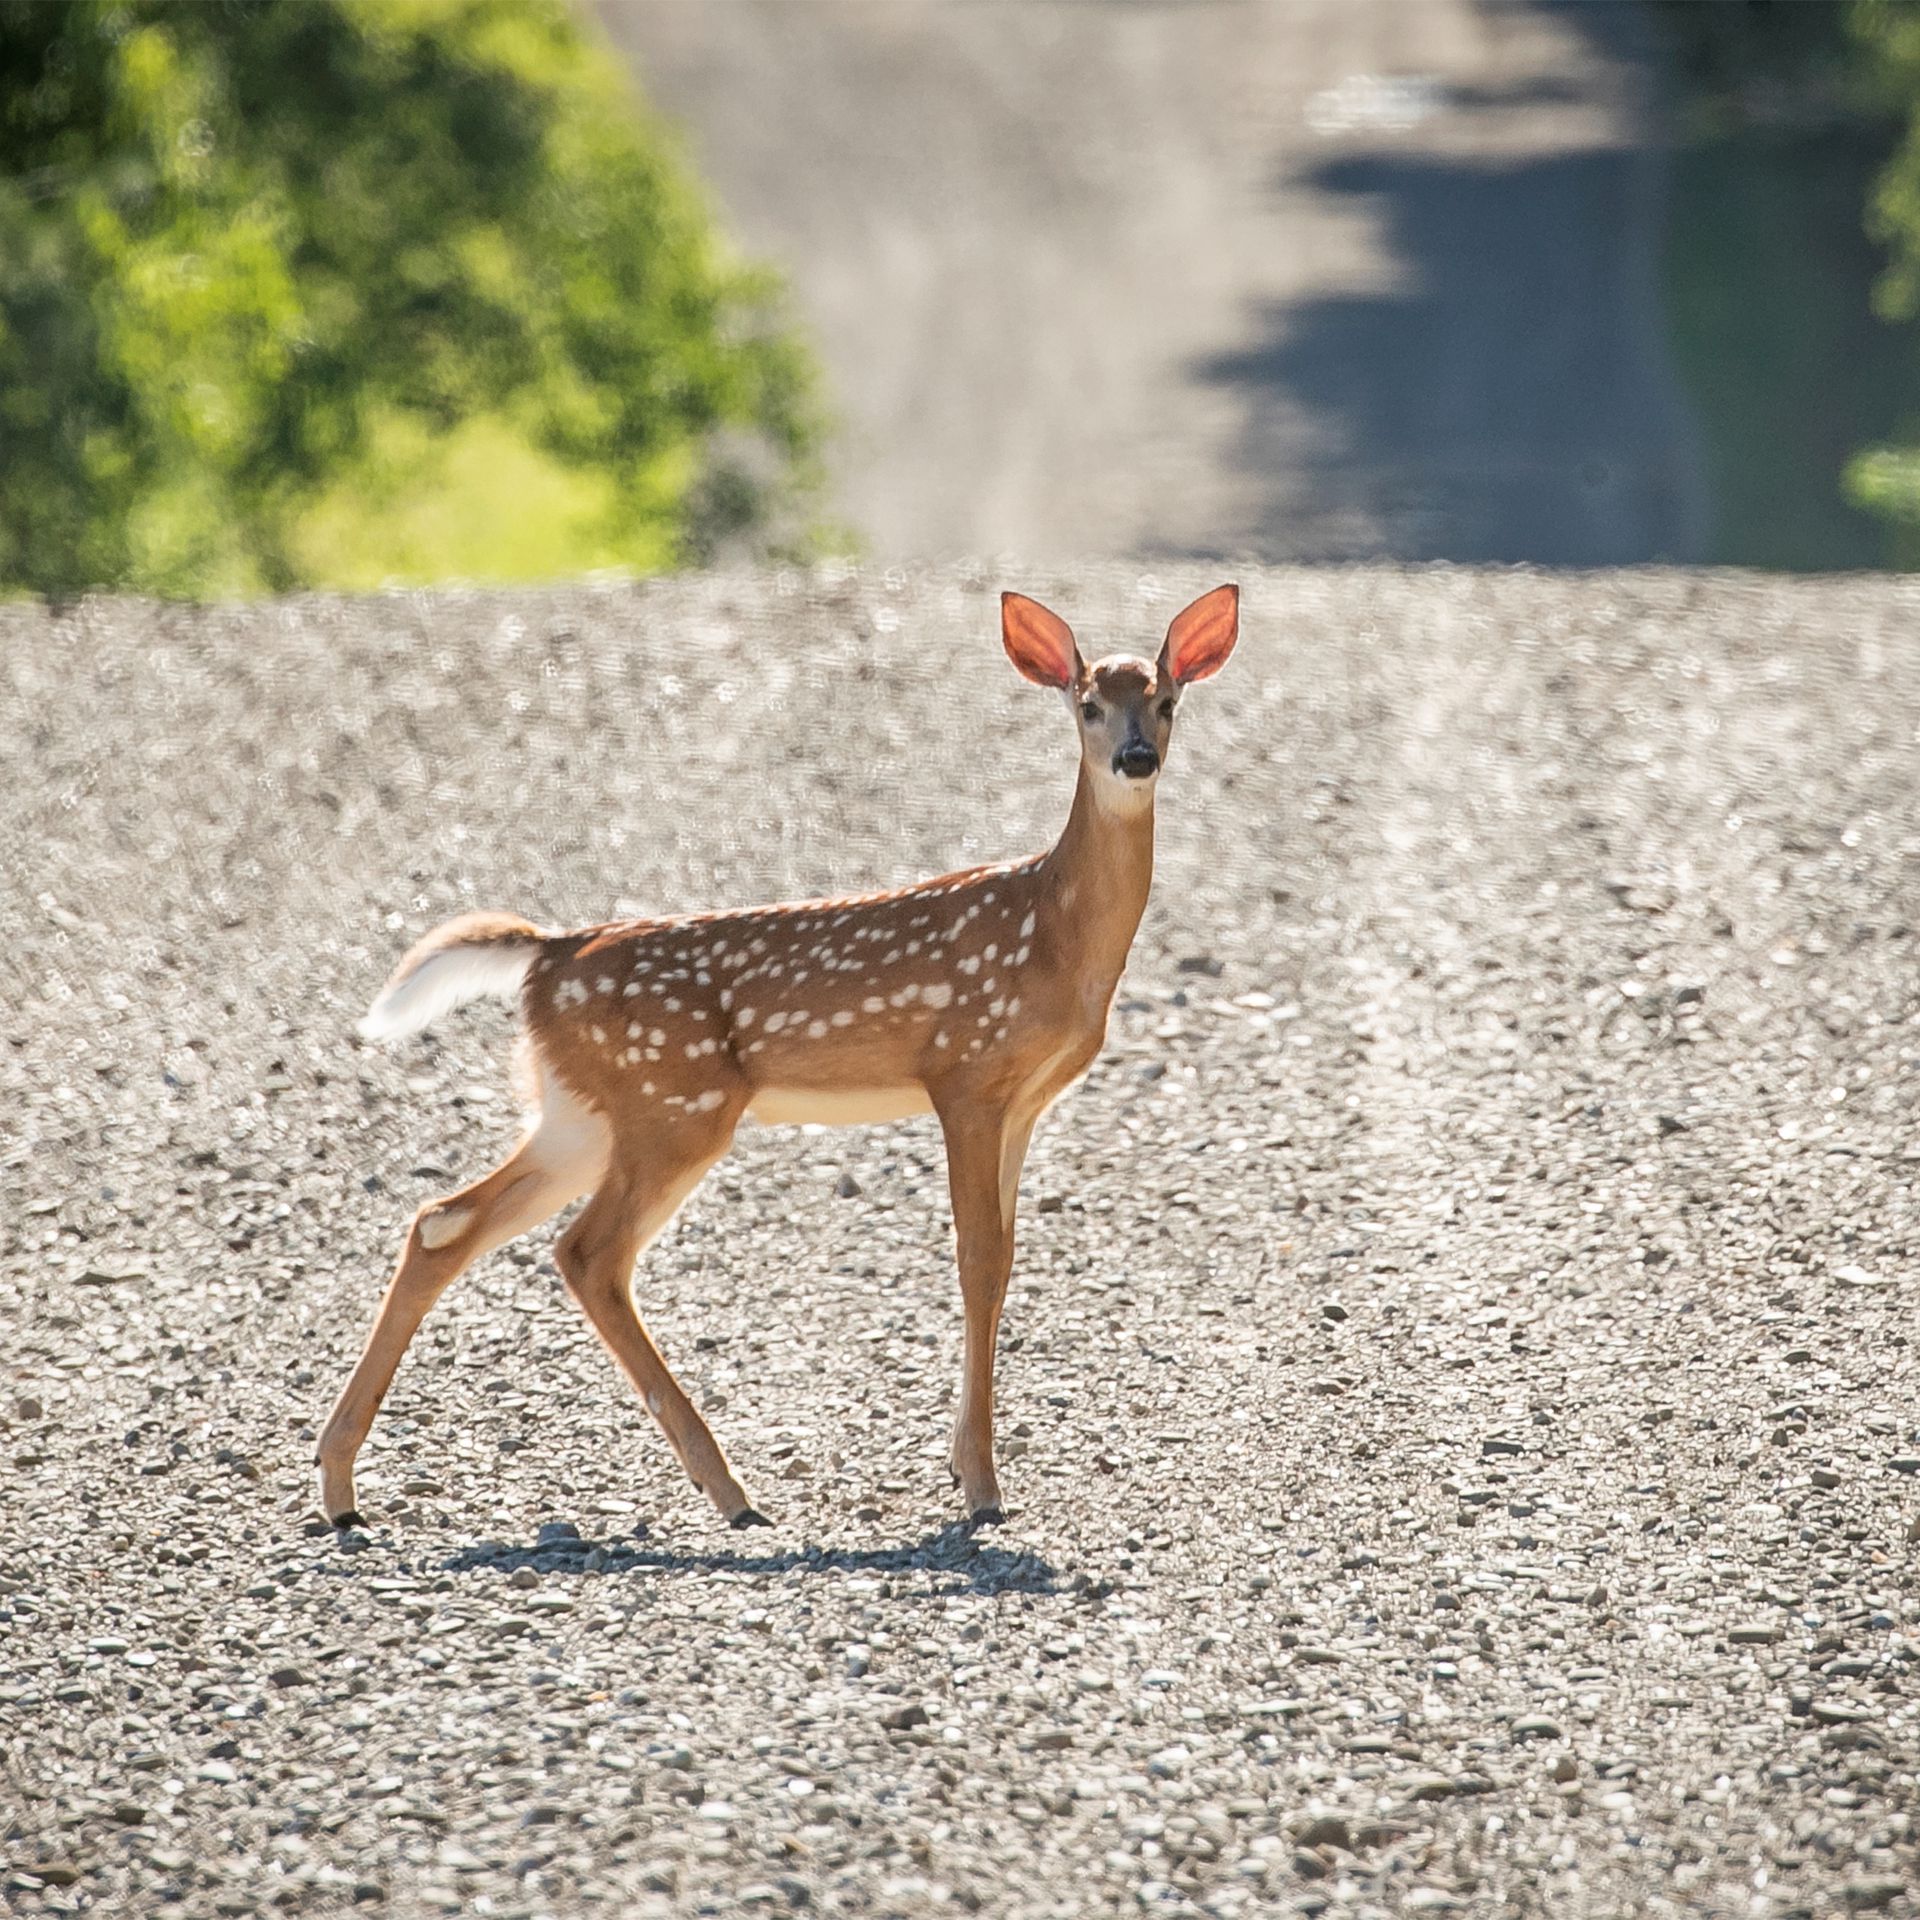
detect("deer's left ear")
(1159, 584), (1239, 686)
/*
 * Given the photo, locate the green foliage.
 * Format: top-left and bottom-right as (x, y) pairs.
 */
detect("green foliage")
(1856, 0), (1920, 316)
(1651, 0), (1920, 564)
(1848, 0), (1920, 546)
(1663, 118), (1920, 569)
(0, 0), (826, 597)
(1651, 0), (1859, 110)
(1845, 440), (1920, 525)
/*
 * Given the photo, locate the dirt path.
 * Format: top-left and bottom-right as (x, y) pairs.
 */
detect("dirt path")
(595, 0), (1708, 565)
(4, 566), (1916, 1917)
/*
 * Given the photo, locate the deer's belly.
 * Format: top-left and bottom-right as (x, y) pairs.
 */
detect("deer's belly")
(744, 1083), (935, 1128)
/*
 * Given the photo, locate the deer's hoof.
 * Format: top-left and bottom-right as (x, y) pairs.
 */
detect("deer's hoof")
(731, 1507), (774, 1530)
(968, 1504), (1006, 1529)
(330, 1509), (368, 1531)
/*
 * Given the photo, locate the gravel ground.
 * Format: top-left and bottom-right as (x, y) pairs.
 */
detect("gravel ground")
(3, 563), (1918, 1919)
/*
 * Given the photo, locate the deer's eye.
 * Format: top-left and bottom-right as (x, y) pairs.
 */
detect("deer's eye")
(1158, 699), (1175, 720)
(1080, 700), (1101, 723)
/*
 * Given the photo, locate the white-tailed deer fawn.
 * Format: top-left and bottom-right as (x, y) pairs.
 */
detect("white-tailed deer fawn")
(320, 584), (1239, 1530)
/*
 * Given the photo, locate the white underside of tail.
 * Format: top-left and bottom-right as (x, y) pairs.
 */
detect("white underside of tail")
(358, 943), (538, 1042)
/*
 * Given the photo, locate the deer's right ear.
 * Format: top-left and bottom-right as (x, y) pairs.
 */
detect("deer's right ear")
(1001, 592), (1084, 689)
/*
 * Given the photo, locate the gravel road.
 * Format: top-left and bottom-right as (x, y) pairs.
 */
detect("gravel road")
(595, 0), (1707, 566)
(4, 564), (1918, 1918)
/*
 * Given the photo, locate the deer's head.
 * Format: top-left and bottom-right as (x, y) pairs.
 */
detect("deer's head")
(1001, 585), (1239, 805)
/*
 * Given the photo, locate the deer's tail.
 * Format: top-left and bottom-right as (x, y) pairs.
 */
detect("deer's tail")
(357, 912), (552, 1043)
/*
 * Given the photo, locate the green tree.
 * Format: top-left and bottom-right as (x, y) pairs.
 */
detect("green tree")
(1847, 0), (1920, 545)
(0, 0), (825, 597)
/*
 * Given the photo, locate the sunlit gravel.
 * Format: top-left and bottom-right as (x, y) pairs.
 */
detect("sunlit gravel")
(3, 564), (1917, 1917)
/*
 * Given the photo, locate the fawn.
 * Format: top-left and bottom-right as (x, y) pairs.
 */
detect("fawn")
(319, 584), (1239, 1530)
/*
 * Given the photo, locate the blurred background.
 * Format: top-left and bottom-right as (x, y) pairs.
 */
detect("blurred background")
(7, 0), (1920, 597)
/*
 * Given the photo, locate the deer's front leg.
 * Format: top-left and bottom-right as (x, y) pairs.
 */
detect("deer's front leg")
(937, 1103), (1035, 1523)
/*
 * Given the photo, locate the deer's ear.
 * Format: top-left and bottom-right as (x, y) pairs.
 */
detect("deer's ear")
(1159, 584), (1239, 685)
(1001, 592), (1084, 689)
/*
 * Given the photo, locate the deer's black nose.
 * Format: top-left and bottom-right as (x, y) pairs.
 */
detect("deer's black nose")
(1114, 741), (1160, 780)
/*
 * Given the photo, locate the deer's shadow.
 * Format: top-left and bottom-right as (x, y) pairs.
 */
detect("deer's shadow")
(435, 1517), (1061, 1597)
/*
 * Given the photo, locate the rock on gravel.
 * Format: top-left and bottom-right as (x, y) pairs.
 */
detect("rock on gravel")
(3, 564), (1919, 1917)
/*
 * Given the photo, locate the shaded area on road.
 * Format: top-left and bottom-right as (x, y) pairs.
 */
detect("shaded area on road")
(596, 0), (1708, 566)
(1191, 146), (1701, 565)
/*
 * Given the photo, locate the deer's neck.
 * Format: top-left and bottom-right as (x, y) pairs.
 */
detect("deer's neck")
(1039, 765), (1156, 1012)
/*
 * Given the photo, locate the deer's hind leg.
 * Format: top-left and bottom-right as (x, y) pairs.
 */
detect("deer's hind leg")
(317, 1070), (607, 1527)
(553, 1098), (765, 1528)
